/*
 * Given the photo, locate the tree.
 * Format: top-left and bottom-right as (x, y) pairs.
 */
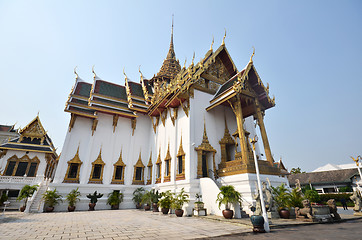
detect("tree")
(290, 167), (305, 174)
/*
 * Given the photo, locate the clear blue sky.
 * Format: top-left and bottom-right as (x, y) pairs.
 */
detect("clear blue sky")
(1, 0), (361, 172)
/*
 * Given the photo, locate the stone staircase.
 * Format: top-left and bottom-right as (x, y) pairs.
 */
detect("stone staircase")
(25, 178), (51, 213)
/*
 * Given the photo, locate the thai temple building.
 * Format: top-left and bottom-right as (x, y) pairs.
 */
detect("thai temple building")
(0, 116), (58, 211)
(49, 25), (289, 215)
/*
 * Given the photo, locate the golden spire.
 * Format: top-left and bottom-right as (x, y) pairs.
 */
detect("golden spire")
(191, 52), (195, 66)
(222, 29), (226, 46)
(183, 58), (187, 68)
(92, 65), (96, 79)
(166, 14), (176, 60)
(210, 35), (214, 51)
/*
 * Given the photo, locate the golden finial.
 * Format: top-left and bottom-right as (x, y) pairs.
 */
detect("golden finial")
(74, 66), (79, 80)
(250, 46), (255, 62)
(222, 29), (226, 46)
(138, 65), (143, 81)
(351, 156), (360, 166)
(191, 52), (195, 65)
(183, 58), (187, 68)
(249, 135), (258, 151)
(123, 68), (129, 82)
(210, 35), (214, 51)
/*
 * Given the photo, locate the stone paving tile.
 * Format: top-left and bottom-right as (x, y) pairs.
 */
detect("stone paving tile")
(0, 210), (250, 239)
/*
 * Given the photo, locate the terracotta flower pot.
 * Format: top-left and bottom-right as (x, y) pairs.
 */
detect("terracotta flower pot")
(144, 205), (151, 211)
(175, 209), (184, 217)
(161, 207), (169, 214)
(279, 209), (290, 219)
(20, 206), (26, 212)
(68, 206), (76, 212)
(111, 204), (119, 210)
(152, 203), (159, 212)
(46, 206), (54, 212)
(222, 209), (234, 219)
(89, 203), (96, 211)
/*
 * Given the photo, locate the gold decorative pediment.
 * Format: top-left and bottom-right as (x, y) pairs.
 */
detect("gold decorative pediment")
(195, 122), (216, 153)
(156, 148), (162, 164)
(67, 146), (83, 164)
(164, 143), (171, 161)
(134, 152), (145, 168)
(204, 56), (231, 83)
(92, 148), (105, 166)
(20, 116), (46, 141)
(114, 150), (126, 167)
(147, 152), (153, 167)
(177, 136), (185, 157)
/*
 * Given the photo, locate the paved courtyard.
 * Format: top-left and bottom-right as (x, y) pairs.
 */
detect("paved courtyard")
(207, 218), (362, 240)
(0, 209), (250, 240)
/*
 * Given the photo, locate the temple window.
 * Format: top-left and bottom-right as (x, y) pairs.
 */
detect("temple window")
(68, 163), (79, 178)
(5, 161), (16, 176)
(88, 149), (105, 184)
(176, 136), (185, 180)
(63, 147), (83, 183)
(132, 152), (145, 185)
(164, 143), (171, 182)
(4, 155), (40, 177)
(135, 167), (142, 180)
(111, 150), (126, 184)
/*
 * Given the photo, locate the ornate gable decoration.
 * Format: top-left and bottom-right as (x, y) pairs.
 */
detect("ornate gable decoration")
(164, 143), (172, 161)
(92, 148), (105, 166)
(68, 146), (82, 164)
(195, 122), (216, 152)
(177, 136), (185, 157)
(147, 152), (153, 167)
(219, 118), (235, 145)
(114, 149), (126, 167)
(156, 148), (162, 164)
(19, 116), (46, 141)
(204, 56), (231, 83)
(134, 152), (145, 168)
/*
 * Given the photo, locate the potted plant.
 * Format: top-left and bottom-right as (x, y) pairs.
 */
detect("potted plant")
(17, 184), (38, 212)
(172, 188), (189, 217)
(141, 190), (152, 211)
(150, 189), (161, 212)
(132, 187), (145, 209)
(42, 189), (62, 212)
(194, 193), (204, 210)
(159, 190), (173, 214)
(216, 185), (242, 219)
(271, 183), (290, 219)
(107, 191), (123, 210)
(0, 192), (8, 206)
(66, 188), (81, 212)
(86, 191), (103, 211)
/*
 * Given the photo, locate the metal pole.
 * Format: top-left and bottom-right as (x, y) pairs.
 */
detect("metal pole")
(250, 136), (270, 232)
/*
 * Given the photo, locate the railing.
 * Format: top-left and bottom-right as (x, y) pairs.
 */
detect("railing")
(0, 176), (43, 184)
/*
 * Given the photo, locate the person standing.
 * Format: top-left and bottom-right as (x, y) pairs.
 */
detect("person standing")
(341, 198), (348, 210)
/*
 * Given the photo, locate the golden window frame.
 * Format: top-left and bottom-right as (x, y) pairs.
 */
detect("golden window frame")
(3, 154), (40, 177)
(155, 149), (162, 184)
(164, 143), (171, 182)
(111, 150), (126, 184)
(146, 152), (153, 185)
(176, 136), (185, 180)
(132, 152), (145, 185)
(88, 149), (106, 184)
(63, 147), (83, 183)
